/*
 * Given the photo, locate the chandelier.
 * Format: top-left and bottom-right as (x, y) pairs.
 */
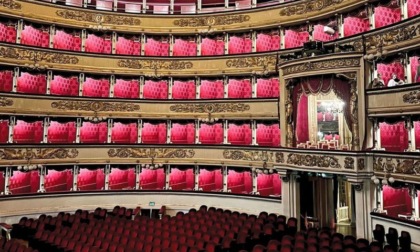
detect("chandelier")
(321, 101), (344, 113)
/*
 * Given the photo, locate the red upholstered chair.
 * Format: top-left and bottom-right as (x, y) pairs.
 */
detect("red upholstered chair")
(114, 79), (139, 98)
(201, 37), (225, 56)
(143, 80), (168, 99)
(228, 79), (252, 98)
(111, 122), (137, 143)
(377, 61), (405, 86)
(379, 121), (409, 152)
(173, 38), (197, 56)
(172, 80), (196, 99)
(82, 77), (110, 97)
(407, 0), (420, 17)
(343, 17), (369, 37)
(284, 30), (309, 48)
(313, 24), (338, 42)
(17, 72), (47, 95)
(79, 122), (108, 143)
(199, 123), (223, 144)
(116, 37), (141, 55)
(0, 22), (17, 43)
(142, 122), (167, 144)
(85, 34), (112, 54)
(53, 30), (81, 51)
(200, 80), (224, 99)
(228, 124), (252, 145)
(228, 35), (252, 54)
(324, 134), (333, 141)
(171, 123), (195, 144)
(13, 120), (43, 143)
(410, 56), (419, 83)
(50, 75), (79, 96)
(21, 25), (49, 48)
(257, 78), (279, 98)
(47, 121), (77, 143)
(0, 120), (9, 143)
(374, 6), (401, 29)
(145, 38), (169, 56)
(0, 70), (14, 92)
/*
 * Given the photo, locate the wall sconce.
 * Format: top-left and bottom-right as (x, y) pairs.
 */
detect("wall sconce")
(198, 113), (218, 123)
(141, 157), (163, 170)
(364, 43), (388, 62)
(84, 114), (107, 122)
(17, 164), (42, 171)
(371, 174), (395, 187)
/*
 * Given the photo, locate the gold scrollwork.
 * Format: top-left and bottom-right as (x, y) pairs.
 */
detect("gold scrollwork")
(403, 90), (420, 104)
(344, 157), (354, 169)
(108, 148), (195, 159)
(0, 97), (13, 107)
(373, 157), (383, 171)
(357, 158), (365, 170)
(226, 56), (277, 68)
(223, 150), (274, 162)
(365, 21), (420, 50)
(170, 103), (250, 113)
(56, 10), (141, 25)
(282, 58), (360, 76)
(286, 153), (341, 168)
(279, 0), (343, 16)
(51, 101), (140, 112)
(118, 59), (193, 70)
(173, 15), (250, 27)
(0, 148), (79, 160)
(275, 152), (284, 163)
(0, 47), (79, 64)
(0, 0), (21, 9)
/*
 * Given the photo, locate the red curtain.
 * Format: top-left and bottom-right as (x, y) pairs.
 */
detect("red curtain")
(296, 94), (309, 143)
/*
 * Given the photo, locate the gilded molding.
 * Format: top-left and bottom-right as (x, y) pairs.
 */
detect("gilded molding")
(373, 156), (420, 175)
(279, 0), (343, 16)
(118, 59), (193, 70)
(170, 103), (250, 113)
(223, 150), (274, 162)
(226, 56), (277, 68)
(56, 10), (141, 25)
(108, 148), (195, 159)
(0, 97), (13, 107)
(51, 101), (140, 112)
(0, 47), (79, 64)
(357, 158), (365, 170)
(402, 90), (420, 104)
(173, 15), (250, 27)
(282, 58), (360, 76)
(275, 152), (284, 163)
(0, 0), (21, 9)
(286, 153), (341, 168)
(344, 157), (354, 169)
(0, 148), (79, 160)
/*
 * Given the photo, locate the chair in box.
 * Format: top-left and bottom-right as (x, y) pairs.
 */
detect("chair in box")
(125, 3), (142, 13)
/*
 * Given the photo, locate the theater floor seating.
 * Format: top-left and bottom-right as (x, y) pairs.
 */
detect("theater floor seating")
(6, 205), (410, 252)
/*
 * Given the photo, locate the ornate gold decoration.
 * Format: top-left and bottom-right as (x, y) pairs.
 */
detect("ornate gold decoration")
(173, 15), (250, 27)
(344, 157), (354, 169)
(226, 56), (277, 68)
(275, 152), (284, 163)
(279, 0), (343, 16)
(373, 157), (383, 172)
(336, 72), (357, 81)
(0, 0), (21, 9)
(118, 59), (193, 70)
(56, 10), (141, 25)
(282, 58), (360, 76)
(223, 150), (274, 162)
(395, 159), (420, 175)
(0, 97), (13, 107)
(0, 148), (78, 160)
(108, 148), (195, 159)
(286, 153), (341, 168)
(350, 81), (359, 150)
(357, 158), (365, 170)
(0, 47), (79, 64)
(374, 156), (420, 175)
(285, 85), (294, 147)
(51, 101), (140, 112)
(403, 90), (420, 104)
(170, 103), (250, 113)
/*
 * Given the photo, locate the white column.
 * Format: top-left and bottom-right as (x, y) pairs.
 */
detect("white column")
(4, 167), (12, 195)
(42, 118), (49, 144)
(224, 0), (228, 9)
(352, 181), (374, 240)
(195, 120), (200, 144)
(76, 118), (82, 143)
(374, 183), (384, 212)
(135, 165), (141, 189)
(104, 165), (111, 190)
(197, 0), (201, 12)
(251, 76), (257, 98)
(8, 116), (15, 144)
(169, 35), (174, 56)
(38, 166), (46, 193)
(224, 33), (229, 55)
(83, 0), (88, 8)
(109, 75), (115, 98)
(165, 165), (171, 190)
(251, 31), (257, 52)
(412, 186), (419, 220)
(111, 32), (117, 54)
(338, 14), (344, 38)
(138, 119), (143, 143)
(369, 4), (375, 30)
(141, 34), (146, 55)
(72, 165), (79, 191)
(81, 30), (87, 52)
(315, 178), (335, 227)
(194, 165), (200, 191)
(252, 120), (257, 145)
(280, 27), (285, 49)
(46, 70), (52, 95)
(170, 0), (174, 14)
(142, 0), (147, 13)
(401, 0), (408, 20)
(223, 120), (229, 144)
(224, 76), (229, 98)
(16, 20), (23, 44)
(12, 67), (19, 92)
(49, 25), (55, 48)
(107, 119), (113, 143)
(222, 166), (228, 192)
(196, 77), (200, 99)
(78, 73), (84, 96)
(139, 76), (145, 98)
(251, 168), (258, 194)
(372, 118), (384, 150)
(251, 0), (256, 8)
(168, 78), (173, 99)
(197, 35), (202, 56)
(166, 120), (172, 144)
(279, 171), (300, 222)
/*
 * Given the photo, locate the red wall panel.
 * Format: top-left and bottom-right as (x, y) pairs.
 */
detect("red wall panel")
(170, 168), (194, 190)
(50, 75), (79, 96)
(109, 168), (135, 190)
(171, 123), (195, 144)
(199, 169), (223, 192)
(78, 168), (105, 191)
(0, 120), (9, 144)
(199, 123), (223, 144)
(9, 170), (39, 194)
(257, 173), (281, 196)
(44, 169), (73, 192)
(47, 121), (77, 144)
(383, 186), (412, 217)
(142, 123), (167, 144)
(140, 168), (165, 190)
(111, 122), (137, 144)
(227, 170), (251, 194)
(13, 120), (43, 144)
(379, 121), (409, 152)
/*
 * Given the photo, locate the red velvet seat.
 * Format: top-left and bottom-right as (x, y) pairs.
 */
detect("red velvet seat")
(199, 123), (223, 144)
(200, 80), (224, 99)
(17, 72), (47, 95)
(0, 21), (17, 43)
(172, 80), (195, 99)
(21, 25), (49, 48)
(50, 75), (79, 96)
(284, 29), (309, 48)
(85, 34), (112, 54)
(53, 30), (81, 51)
(111, 122), (137, 144)
(116, 36), (141, 55)
(173, 38), (197, 56)
(0, 70), (13, 92)
(201, 37), (225, 56)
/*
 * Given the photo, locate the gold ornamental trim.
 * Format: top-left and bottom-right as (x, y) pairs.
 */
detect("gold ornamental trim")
(170, 103), (250, 113)
(51, 101), (140, 112)
(344, 157), (354, 169)
(226, 56), (277, 68)
(0, 47), (79, 64)
(173, 15), (250, 27)
(223, 150), (274, 162)
(0, 97), (13, 107)
(56, 10), (141, 26)
(279, 0), (343, 16)
(108, 148), (195, 159)
(0, 148), (79, 160)
(373, 157), (420, 175)
(0, 0), (21, 9)
(286, 153), (341, 168)
(118, 59), (193, 70)
(402, 90), (420, 104)
(282, 58), (360, 76)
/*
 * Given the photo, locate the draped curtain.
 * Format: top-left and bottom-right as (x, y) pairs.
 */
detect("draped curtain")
(292, 75), (352, 145)
(296, 94), (309, 143)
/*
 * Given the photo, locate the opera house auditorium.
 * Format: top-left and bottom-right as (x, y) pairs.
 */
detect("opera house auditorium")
(0, 0), (419, 251)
